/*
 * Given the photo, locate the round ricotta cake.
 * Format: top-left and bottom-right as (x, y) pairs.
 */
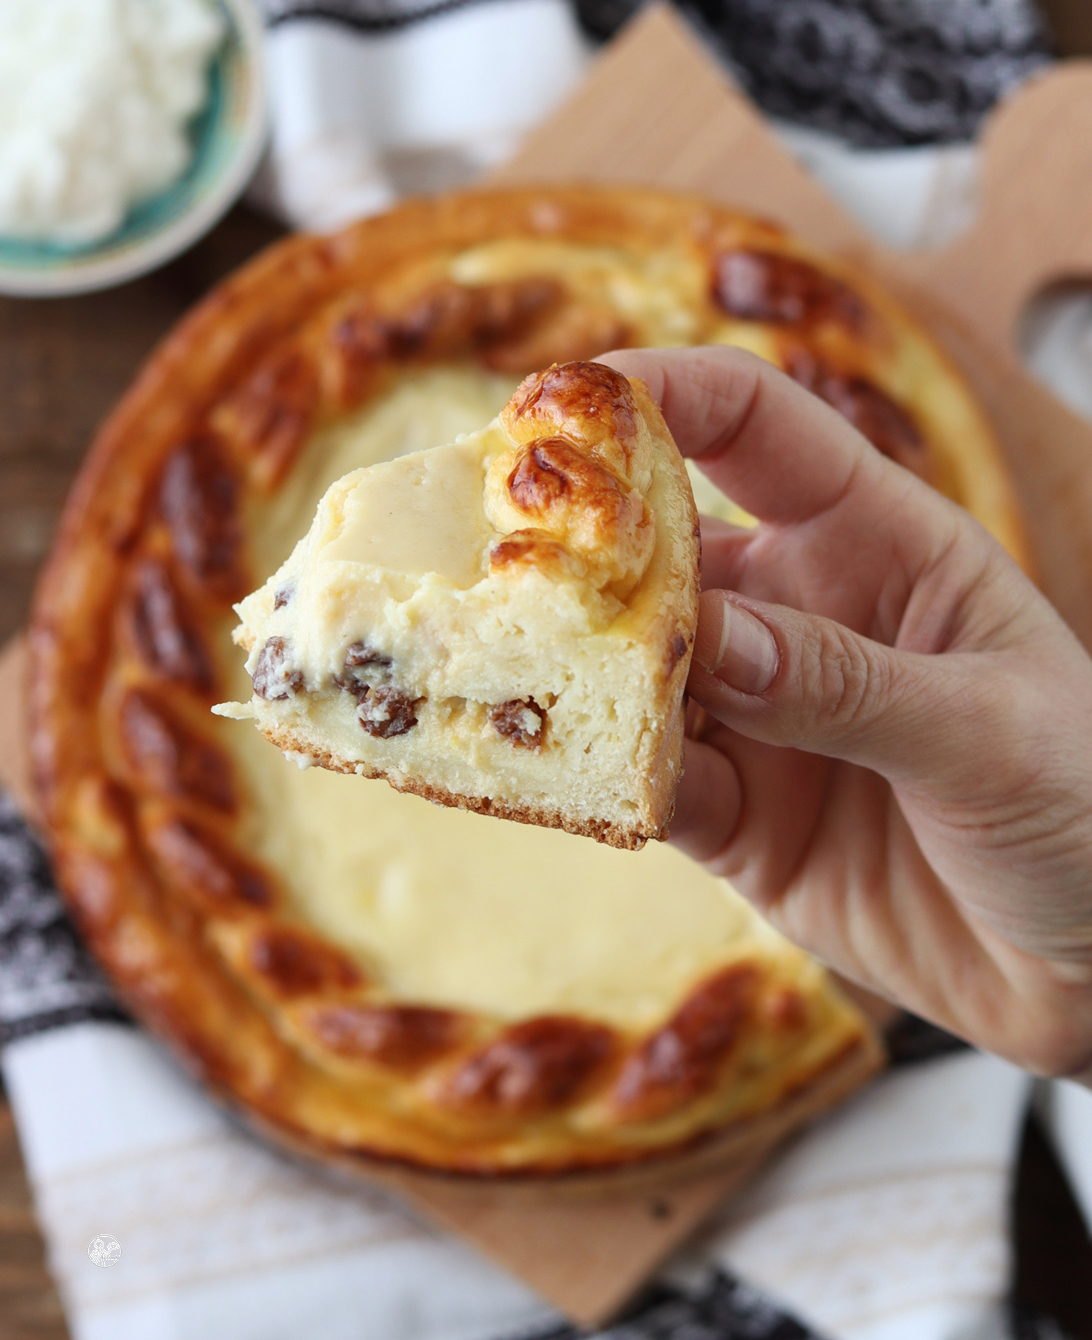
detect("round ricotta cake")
(29, 187), (1024, 1176)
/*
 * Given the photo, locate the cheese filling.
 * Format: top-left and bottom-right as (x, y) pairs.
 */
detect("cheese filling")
(321, 439), (500, 588)
(245, 368), (520, 581)
(231, 716), (791, 1031)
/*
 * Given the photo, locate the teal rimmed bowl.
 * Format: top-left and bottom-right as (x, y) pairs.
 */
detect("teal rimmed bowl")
(0, 0), (267, 298)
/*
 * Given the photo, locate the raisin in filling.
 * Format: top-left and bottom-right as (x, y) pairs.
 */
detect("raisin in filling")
(357, 686), (420, 738)
(252, 637), (303, 700)
(490, 699), (546, 749)
(347, 640), (392, 670)
(334, 642), (420, 737)
(335, 640), (393, 697)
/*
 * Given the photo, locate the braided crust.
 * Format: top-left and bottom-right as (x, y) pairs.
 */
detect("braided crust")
(489, 366), (656, 595)
(26, 185), (1030, 1177)
(219, 361), (694, 850)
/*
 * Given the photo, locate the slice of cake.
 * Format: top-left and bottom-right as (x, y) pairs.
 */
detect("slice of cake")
(215, 361), (699, 849)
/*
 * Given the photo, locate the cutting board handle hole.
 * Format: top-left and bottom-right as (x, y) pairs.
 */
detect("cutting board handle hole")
(1017, 278), (1092, 426)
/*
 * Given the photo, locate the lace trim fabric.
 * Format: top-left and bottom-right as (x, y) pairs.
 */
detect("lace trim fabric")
(666, 0), (1052, 147)
(499, 1272), (827, 1340)
(0, 791), (128, 1044)
(257, 0), (510, 30)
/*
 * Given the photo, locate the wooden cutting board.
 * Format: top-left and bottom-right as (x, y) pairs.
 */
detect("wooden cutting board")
(5, 4), (1092, 1326)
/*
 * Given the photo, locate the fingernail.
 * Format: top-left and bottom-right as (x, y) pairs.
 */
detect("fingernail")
(693, 595), (779, 694)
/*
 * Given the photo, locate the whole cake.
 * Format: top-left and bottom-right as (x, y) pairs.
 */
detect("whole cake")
(30, 187), (1024, 1175)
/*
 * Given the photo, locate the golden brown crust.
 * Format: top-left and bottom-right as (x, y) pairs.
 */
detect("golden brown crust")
(502, 435), (650, 574)
(305, 1003), (466, 1072)
(503, 361), (642, 468)
(434, 1016), (617, 1118)
(142, 808), (278, 913)
(697, 218), (1031, 567)
(245, 923), (366, 999)
(488, 529), (588, 581)
(240, 1024), (883, 1190)
(123, 555), (215, 692)
(485, 361), (660, 595)
(27, 184), (1031, 1177)
(712, 247), (869, 330)
(609, 964), (761, 1122)
(116, 686), (237, 813)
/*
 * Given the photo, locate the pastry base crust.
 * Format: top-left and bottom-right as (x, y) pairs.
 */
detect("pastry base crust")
(262, 714), (683, 851)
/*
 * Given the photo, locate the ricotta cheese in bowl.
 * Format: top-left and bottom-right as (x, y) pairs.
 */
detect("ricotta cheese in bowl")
(0, 0), (226, 247)
(0, 0), (265, 296)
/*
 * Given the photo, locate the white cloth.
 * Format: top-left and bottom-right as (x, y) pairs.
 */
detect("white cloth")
(699, 1052), (1030, 1340)
(1037, 1079), (1092, 1237)
(4, 1024), (552, 1340)
(2, 1024), (1034, 1340)
(251, 0), (593, 231)
(7, 8), (1092, 1339)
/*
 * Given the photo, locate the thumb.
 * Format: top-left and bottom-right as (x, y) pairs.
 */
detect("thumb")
(689, 589), (1002, 789)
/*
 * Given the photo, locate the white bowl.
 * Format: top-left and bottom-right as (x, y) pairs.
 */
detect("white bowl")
(0, 0), (268, 299)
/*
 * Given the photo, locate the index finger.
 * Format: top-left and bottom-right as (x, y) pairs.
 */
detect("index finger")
(601, 345), (928, 531)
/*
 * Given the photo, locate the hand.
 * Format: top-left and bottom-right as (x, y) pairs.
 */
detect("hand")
(603, 346), (1092, 1084)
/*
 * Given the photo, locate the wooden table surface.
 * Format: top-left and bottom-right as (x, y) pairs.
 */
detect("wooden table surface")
(0, 206), (1090, 1339)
